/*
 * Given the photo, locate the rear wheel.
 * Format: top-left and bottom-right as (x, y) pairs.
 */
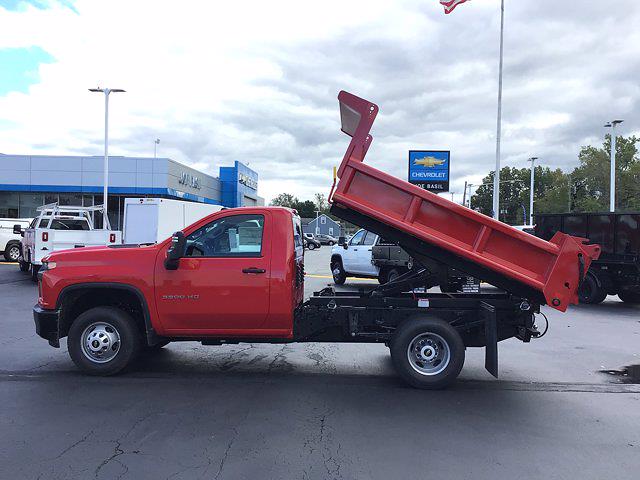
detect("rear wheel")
(331, 258), (347, 285)
(4, 243), (21, 262)
(31, 264), (40, 283)
(387, 268), (401, 283)
(578, 274), (606, 304)
(390, 317), (465, 389)
(68, 306), (142, 375)
(618, 290), (640, 304)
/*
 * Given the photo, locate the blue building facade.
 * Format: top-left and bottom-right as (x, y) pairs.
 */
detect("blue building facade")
(220, 161), (260, 207)
(0, 154), (262, 226)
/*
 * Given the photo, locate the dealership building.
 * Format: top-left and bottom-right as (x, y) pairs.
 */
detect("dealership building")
(0, 154), (263, 228)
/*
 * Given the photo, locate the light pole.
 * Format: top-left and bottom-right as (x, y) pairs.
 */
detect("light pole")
(154, 138), (160, 159)
(89, 87), (126, 228)
(449, 191), (457, 202)
(527, 157), (538, 225)
(604, 120), (623, 212)
(493, 0), (506, 220)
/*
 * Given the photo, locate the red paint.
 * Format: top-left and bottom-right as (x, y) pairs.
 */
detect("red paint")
(331, 91), (600, 312)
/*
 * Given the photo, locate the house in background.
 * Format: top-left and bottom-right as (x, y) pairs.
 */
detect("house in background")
(301, 214), (342, 237)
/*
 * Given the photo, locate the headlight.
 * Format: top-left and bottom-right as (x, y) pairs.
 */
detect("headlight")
(41, 260), (57, 270)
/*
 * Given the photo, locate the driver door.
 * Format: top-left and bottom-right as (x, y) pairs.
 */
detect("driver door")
(154, 212), (271, 335)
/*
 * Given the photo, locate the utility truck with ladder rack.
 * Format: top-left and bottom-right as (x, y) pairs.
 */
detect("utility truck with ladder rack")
(32, 91), (600, 389)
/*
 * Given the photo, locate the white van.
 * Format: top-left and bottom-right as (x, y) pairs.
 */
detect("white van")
(0, 218), (31, 262)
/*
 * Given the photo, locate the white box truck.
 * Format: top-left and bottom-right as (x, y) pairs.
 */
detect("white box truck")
(122, 198), (224, 244)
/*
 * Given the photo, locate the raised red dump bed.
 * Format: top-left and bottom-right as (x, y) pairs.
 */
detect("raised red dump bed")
(329, 91), (600, 312)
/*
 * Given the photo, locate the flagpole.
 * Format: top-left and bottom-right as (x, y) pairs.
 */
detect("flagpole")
(492, 0), (504, 220)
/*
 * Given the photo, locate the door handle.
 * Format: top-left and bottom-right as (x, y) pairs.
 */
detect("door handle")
(242, 267), (266, 274)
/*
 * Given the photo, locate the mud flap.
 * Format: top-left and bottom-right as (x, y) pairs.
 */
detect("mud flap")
(480, 302), (498, 378)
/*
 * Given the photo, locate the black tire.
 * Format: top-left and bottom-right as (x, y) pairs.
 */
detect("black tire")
(331, 258), (347, 285)
(31, 264), (40, 283)
(307, 243), (316, 250)
(377, 269), (388, 285)
(578, 274), (606, 304)
(387, 268), (401, 283)
(19, 260), (30, 272)
(390, 317), (465, 389)
(4, 242), (21, 262)
(67, 306), (142, 376)
(618, 290), (640, 304)
(328, 241), (335, 246)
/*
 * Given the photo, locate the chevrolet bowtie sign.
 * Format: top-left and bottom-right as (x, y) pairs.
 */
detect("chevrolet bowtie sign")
(179, 172), (201, 189)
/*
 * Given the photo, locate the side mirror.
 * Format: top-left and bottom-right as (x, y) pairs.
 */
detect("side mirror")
(13, 224), (23, 236)
(338, 236), (346, 246)
(164, 231), (186, 270)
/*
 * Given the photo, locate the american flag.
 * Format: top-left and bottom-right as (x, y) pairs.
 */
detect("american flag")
(440, 0), (471, 14)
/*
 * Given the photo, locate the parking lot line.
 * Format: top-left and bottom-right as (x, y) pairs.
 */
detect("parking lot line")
(0, 262), (18, 266)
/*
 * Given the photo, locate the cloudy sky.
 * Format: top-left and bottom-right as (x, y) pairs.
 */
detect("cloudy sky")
(1, 0), (639, 203)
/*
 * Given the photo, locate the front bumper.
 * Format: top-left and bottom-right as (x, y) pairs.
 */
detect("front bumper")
(33, 305), (61, 348)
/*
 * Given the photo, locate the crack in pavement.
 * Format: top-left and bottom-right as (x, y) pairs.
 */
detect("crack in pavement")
(52, 429), (95, 460)
(213, 427), (238, 480)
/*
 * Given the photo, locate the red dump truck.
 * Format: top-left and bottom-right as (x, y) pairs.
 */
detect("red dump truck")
(32, 91), (600, 389)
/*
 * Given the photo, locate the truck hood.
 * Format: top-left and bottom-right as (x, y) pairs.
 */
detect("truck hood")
(45, 243), (159, 263)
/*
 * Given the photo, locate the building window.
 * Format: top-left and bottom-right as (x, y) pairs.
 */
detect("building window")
(0, 192), (19, 218)
(329, 227), (334, 235)
(320, 216), (326, 225)
(19, 193), (44, 219)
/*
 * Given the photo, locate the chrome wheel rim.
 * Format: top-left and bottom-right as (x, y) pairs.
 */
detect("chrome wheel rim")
(407, 332), (451, 376)
(81, 322), (121, 363)
(8, 245), (21, 261)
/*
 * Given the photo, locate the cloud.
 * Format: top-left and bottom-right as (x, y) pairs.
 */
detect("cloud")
(0, 0), (639, 204)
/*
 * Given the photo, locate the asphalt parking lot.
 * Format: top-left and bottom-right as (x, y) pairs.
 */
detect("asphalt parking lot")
(1, 248), (639, 479)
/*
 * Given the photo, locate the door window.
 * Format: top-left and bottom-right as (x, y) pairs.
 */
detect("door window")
(185, 214), (264, 257)
(349, 230), (366, 245)
(362, 231), (377, 246)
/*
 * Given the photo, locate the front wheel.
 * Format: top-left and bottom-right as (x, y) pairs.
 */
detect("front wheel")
(19, 260), (30, 272)
(331, 259), (347, 285)
(390, 317), (465, 389)
(328, 241), (335, 246)
(307, 243), (316, 250)
(4, 243), (21, 262)
(68, 306), (142, 375)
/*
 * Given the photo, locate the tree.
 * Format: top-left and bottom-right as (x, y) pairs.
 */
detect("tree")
(314, 193), (329, 214)
(571, 135), (640, 212)
(270, 193), (297, 208)
(471, 166), (568, 224)
(295, 200), (317, 218)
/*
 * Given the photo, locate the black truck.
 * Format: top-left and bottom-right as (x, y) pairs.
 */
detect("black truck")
(535, 212), (640, 304)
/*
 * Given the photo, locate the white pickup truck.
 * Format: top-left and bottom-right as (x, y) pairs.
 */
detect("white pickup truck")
(18, 203), (122, 280)
(330, 228), (380, 284)
(0, 218), (31, 262)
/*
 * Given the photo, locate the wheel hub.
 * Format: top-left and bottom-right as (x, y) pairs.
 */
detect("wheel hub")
(81, 322), (121, 363)
(407, 332), (451, 376)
